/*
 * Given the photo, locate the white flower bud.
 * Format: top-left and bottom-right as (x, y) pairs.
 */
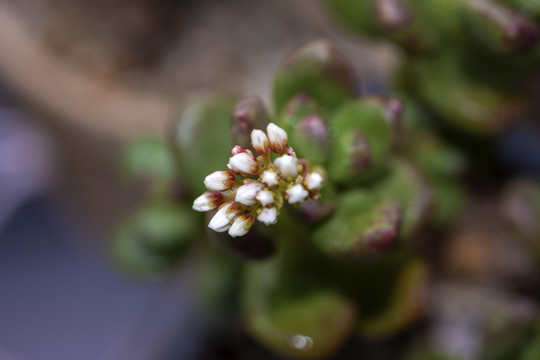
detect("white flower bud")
(235, 181), (264, 206)
(228, 214), (255, 237)
(304, 172), (324, 191)
(274, 154), (298, 180)
(256, 190), (275, 206)
(251, 129), (270, 155)
(227, 152), (260, 176)
(192, 192), (224, 212)
(286, 184), (309, 204)
(260, 170), (279, 188)
(208, 201), (241, 232)
(231, 145), (247, 155)
(204, 171), (236, 192)
(258, 207), (278, 225)
(267, 123), (288, 154)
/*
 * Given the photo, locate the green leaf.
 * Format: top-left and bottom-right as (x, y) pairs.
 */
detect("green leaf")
(374, 160), (433, 239)
(409, 55), (525, 135)
(246, 290), (357, 359)
(171, 97), (236, 195)
(272, 40), (356, 114)
(462, 0), (539, 53)
(112, 200), (201, 277)
(327, 99), (396, 185)
(313, 190), (402, 259)
(359, 259), (428, 337)
(122, 137), (176, 194)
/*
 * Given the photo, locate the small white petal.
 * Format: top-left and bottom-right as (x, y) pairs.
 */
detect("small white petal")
(251, 129), (270, 155)
(235, 181), (264, 206)
(274, 155), (298, 180)
(267, 123), (288, 154)
(258, 207), (278, 225)
(286, 184), (309, 204)
(204, 171), (236, 192)
(256, 190), (275, 206)
(305, 172), (324, 191)
(228, 153), (260, 176)
(208, 202), (241, 232)
(228, 214), (255, 237)
(192, 192), (224, 212)
(261, 170), (279, 188)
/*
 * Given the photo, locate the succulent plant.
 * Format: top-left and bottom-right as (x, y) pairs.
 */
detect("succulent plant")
(114, 40), (466, 358)
(324, 0), (540, 136)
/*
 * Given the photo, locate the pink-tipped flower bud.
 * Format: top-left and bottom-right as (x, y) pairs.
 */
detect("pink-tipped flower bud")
(256, 190), (275, 206)
(258, 207), (278, 225)
(286, 147), (295, 156)
(231, 145), (247, 155)
(267, 123), (288, 154)
(274, 154), (298, 180)
(228, 152), (260, 176)
(192, 191), (225, 212)
(251, 129), (270, 155)
(204, 171), (236, 192)
(260, 170), (279, 188)
(304, 172), (324, 192)
(228, 214), (255, 238)
(235, 181), (264, 206)
(208, 201), (242, 232)
(286, 184), (309, 204)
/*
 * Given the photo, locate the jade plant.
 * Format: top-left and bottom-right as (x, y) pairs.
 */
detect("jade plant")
(324, 0), (540, 136)
(114, 40), (466, 358)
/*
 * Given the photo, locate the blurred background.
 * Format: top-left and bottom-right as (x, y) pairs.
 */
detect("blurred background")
(0, 1), (397, 359)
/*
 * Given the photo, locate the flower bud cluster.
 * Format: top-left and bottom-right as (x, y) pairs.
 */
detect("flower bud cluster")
(193, 123), (325, 237)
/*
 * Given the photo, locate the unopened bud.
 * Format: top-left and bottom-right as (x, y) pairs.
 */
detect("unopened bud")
(228, 152), (260, 176)
(208, 201), (242, 232)
(261, 170), (280, 188)
(228, 214), (255, 238)
(258, 207), (278, 225)
(204, 171), (236, 192)
(267, 123), (289, 154)
(231, 145), (247, 156)
(274, 154), (298, 180)
(286, 184), (309, 204)
(235, 181), (264, 206)
(192, 192), (224, 212)
(256, 190), (275, 206)
(251, 129), (271, 155)
(304, 172), (324, 192)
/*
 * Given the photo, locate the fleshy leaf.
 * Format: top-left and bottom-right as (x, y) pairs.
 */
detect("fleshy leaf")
(122, 137), (176, 195)
(463, 0), (539, 53)
(327, 98), (399, 184)
(171, 97), (236, 194)
(112, 200), (200, 277)
(314, 190), (402, 259)
(374, 160), (433, 239)
(272, 40), (356, 114)
(246, 290), (357, 359)
(359, 259), (428, 337)
(409, 55), (525, 135)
